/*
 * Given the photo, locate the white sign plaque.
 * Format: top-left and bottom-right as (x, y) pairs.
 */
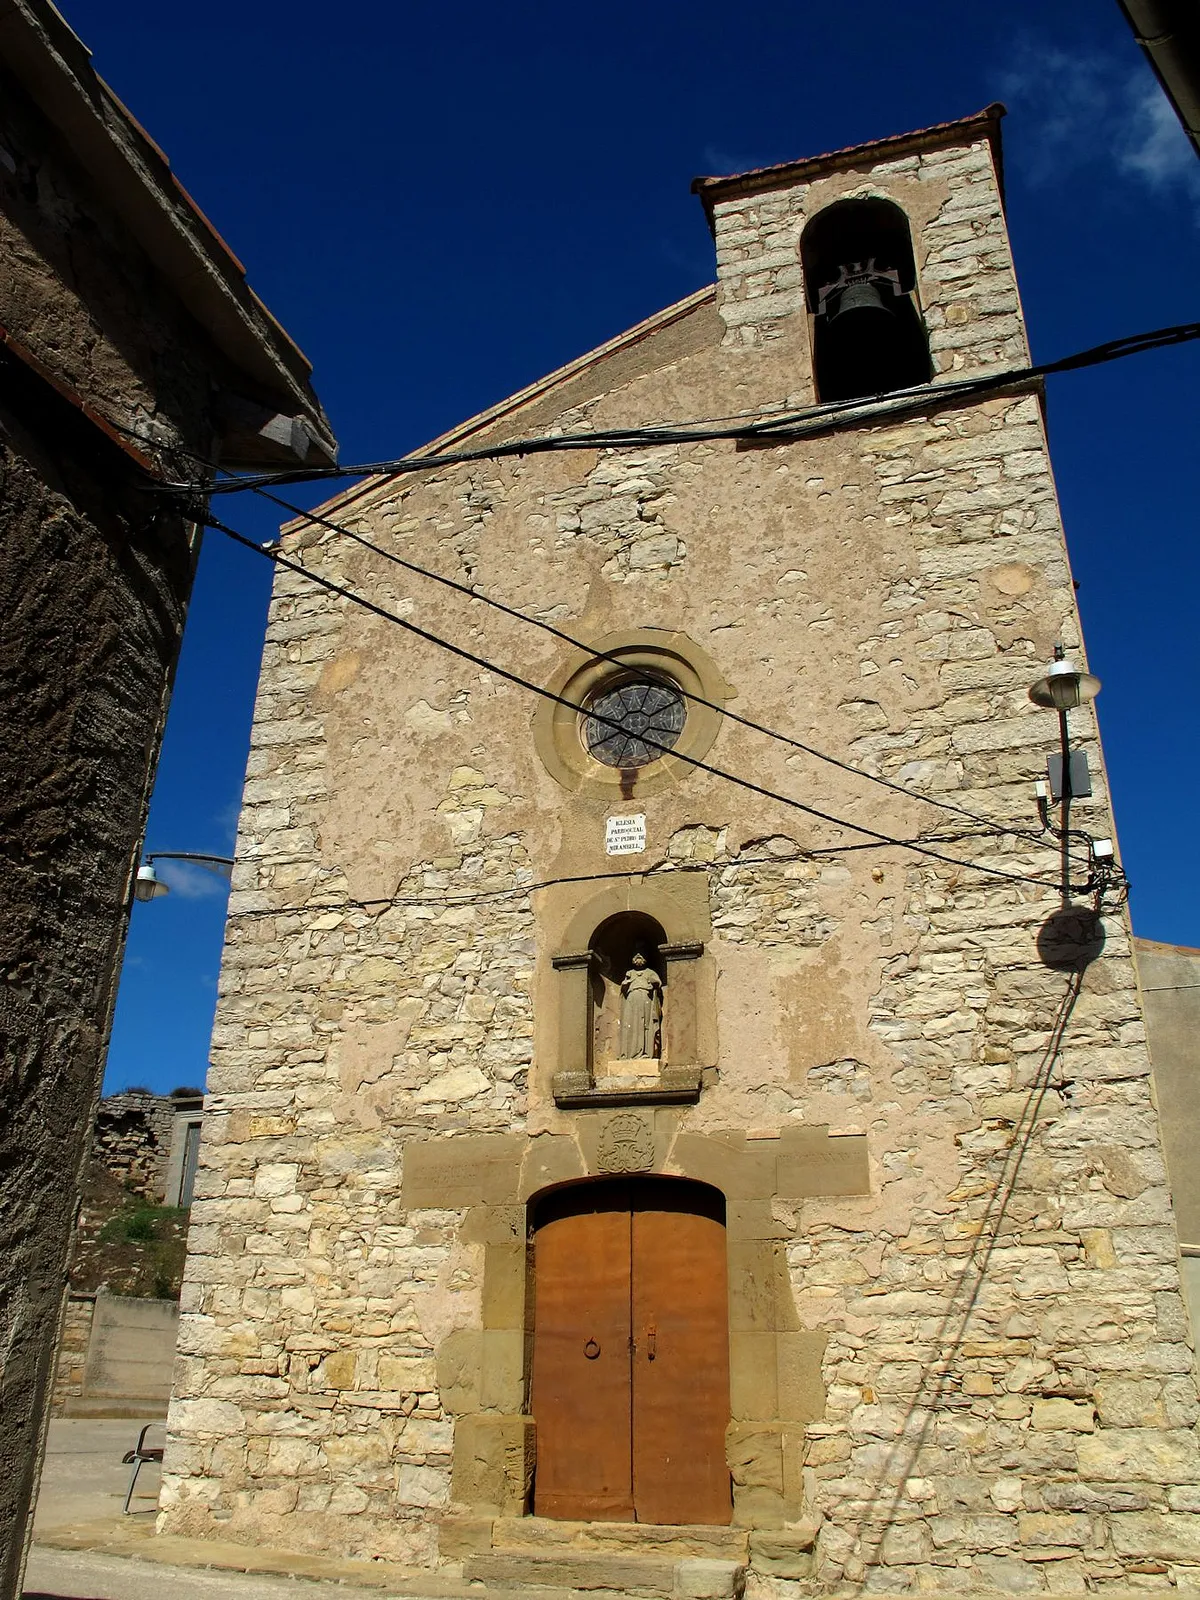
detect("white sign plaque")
(605, 813), (646, 856)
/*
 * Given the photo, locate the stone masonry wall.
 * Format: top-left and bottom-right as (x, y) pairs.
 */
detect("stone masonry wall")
(49, 1295), (96, 1416)
(91, 1092), (178, 1200)
(709, 130), (1027, 378)
(162, 123), (1199, 1593)
(0, 56), (204, 1598)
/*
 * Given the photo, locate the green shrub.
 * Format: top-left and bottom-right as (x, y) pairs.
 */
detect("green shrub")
(100, 1205), (160, 1244)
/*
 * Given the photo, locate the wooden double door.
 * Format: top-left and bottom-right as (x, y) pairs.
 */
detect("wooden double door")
(531, 1177), (731, 1525)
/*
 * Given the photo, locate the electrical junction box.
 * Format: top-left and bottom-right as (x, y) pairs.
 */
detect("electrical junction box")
(1047, 749), (1092, 802)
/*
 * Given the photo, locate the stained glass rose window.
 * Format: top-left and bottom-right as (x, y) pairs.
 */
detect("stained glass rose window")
(583, 679), (686, 769)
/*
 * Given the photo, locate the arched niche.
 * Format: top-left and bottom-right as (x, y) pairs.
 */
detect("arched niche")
(549, 878), (713, 1107)
(589, 911), (667, 1068)
(800, 196), (932, 402)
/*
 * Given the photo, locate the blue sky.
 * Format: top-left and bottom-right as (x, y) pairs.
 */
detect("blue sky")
(75, 0), (1200, 1094)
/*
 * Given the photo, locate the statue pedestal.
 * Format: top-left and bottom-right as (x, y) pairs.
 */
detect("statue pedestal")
(551, 1061), (702, 1107)
(603, 1056), (661, 1082)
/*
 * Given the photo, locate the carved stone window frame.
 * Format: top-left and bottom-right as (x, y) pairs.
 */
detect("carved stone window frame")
(532, 627), (730, 799)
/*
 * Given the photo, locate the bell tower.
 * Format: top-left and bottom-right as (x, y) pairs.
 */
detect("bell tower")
(801, 196), (933, 400)
(693, 101), (1025, 386)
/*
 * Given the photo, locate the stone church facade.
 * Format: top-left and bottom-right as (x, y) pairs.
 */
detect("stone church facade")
(161, 107), (1200, 1593)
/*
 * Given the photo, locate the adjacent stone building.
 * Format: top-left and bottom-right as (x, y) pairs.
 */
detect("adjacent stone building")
(163, 107), (1200, 1594)
(0, 3), (333, 1594)
(1133, 939), (1200, 1339)
(87, 1089), (197, 1202)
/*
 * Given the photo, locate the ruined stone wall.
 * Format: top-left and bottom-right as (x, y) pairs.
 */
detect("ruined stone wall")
(90, 1092), (178, 1200)
(163, 125), (1199, 1593)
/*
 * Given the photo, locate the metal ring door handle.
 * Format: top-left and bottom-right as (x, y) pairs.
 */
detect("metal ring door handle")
(584, 1338), (600, 1359)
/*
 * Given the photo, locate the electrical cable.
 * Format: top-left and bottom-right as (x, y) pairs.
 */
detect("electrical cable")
(146, 319), (1200, 498)
(205, 510), (1075, 894)
(252, 483), (1062, 854)
(222, 833), (1032, 919)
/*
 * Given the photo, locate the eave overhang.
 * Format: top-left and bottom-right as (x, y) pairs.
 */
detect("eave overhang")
(690, 104), (1008, 234)
(0, 0), (337, 467)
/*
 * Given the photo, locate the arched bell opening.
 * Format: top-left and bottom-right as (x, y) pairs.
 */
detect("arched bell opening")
(801, 196), (932, 402)
(528, 1175), (731, 1524)
(588, 911), (667, 1066)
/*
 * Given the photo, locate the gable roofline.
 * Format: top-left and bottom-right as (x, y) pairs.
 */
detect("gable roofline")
(288, 282), (717, 532)
(690, 103), (1007, 230)
(0, 0), (336, 464)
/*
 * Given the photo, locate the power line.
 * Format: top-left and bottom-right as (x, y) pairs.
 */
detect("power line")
(223, 836), (1032, 919)
(152, 320), (1200, 498)
(253, 483), (1060, 854)
(206, 511), (1076, 893)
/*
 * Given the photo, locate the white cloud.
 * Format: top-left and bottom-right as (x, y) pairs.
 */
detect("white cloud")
(214, 796), (243, 849)
(699, 142), (774, 178)
(1119, 82), (1199, 194)
(999, 40), (1200, 219)
(157, 859), (232, 900)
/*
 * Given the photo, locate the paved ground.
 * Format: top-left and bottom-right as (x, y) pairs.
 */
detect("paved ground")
(33, 1420), (164, 1534)
(24, 1421), (453, 1600)
(23, 1547), (429, 1600)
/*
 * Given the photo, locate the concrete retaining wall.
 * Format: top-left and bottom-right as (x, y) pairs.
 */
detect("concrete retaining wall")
(56, 1293), (178, 1418)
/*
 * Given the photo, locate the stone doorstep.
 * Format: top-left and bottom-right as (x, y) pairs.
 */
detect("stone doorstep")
(490, 1516), (749, 1559)
(462, 1552), (746, 1600)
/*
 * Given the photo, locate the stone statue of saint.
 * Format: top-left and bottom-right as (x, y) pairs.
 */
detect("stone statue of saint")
(618, 952), (663, 1059)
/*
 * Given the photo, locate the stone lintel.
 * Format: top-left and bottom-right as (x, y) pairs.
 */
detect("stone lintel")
(552, 1067), (702, 1108)
(669, 1128), (869, 1201)
(401, 1133), (524, 1209)
(776, 1131), (869, 1198)
(659, 939), (704, 961)
(551, 948), (596, 971)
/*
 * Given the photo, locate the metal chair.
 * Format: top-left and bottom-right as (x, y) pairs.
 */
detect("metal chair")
(120, 1422), (165, 1513)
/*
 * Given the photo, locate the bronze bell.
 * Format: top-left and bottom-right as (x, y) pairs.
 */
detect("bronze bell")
(817, 258), (903, 322)
(814, 257), (925, 402)
(828, 276), (896, 321)
(811, 242), (931, 401)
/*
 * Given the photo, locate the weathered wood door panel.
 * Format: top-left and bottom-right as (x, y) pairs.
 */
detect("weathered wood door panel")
(631, 1182), (731, 1525)
(531, 1177), (731, 1525)
(531, 1186), (635, 1519)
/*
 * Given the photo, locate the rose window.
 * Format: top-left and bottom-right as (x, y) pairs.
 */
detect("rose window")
(583, 679), (686, 769)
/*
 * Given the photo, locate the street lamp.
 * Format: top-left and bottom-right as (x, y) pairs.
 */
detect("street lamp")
(1029, 645), (1102, 902)
(133, 852), (235, 902)
(1028, 649), (1101, 714)
(133, 863), (169, 901)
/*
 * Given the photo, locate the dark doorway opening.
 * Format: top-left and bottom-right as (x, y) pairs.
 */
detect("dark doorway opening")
(802, 196), (932, 402)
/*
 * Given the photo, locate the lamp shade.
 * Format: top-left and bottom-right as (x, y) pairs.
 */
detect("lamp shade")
(134, 863), (169, 901)
(1029, 657), (1101, 711)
